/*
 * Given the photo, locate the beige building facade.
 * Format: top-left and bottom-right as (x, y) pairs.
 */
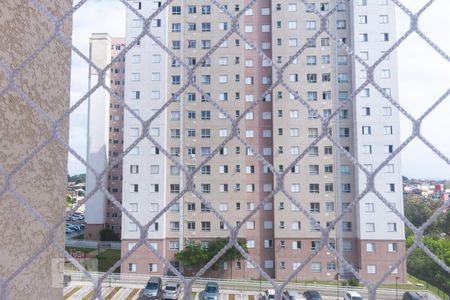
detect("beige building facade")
(85, 34), (125, 240)
(120, 0), (406, 284)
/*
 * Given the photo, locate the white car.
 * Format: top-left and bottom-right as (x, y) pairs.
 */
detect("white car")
(259, 289), (275, 300)
(284, 290), (306, 300)
(344, 291), (364, 300)
(65, 228), (74, 234)
(163, 282), (181, 300)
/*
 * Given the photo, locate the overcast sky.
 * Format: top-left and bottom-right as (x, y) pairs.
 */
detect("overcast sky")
(68, 0), (450, 179)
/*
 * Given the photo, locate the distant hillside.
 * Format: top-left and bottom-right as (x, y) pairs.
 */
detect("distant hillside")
(68, 174), (86, 184)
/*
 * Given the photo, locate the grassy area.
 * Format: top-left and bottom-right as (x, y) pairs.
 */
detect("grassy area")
(63, 287), (81, 300)
(96, 249), (121, 273)
(125, 289), (140, 300)
(380, 281), (420, 290)
(192, 292), (197, 299)
(65, 247), (121, 273)
(408, 274), (449, 300)
(105, 287), (120, 299)
(71, 234), (84, 240)
(81, 290), (93, 300)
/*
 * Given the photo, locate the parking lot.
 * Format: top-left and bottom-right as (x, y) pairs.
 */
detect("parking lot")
(63, 286), (339, 300)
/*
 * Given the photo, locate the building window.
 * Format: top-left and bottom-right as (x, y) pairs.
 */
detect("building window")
(310, 202), (320, 213)
(128, 263), (137, 272)
(343, 222), (352, 232)
(388, 242), (398, 252)
(384, 126), (393, 135)
(149, 263), (158, 273)
(264, 240), (273, 248)
(387, 183), (396, 192)
(201, 22), (211, 32)
(309, 184), (319, 193)
(291, 221), (302, 230)
(201, 221), (211, 231)
(388, 222), (397, 232)
(367, 265), (376, 274)
(327, 262), (336, 271)
(337, 20), (346, 29)
(341, 184), (351, 193)
(129, 184), (138, 193)
(363, 145), (372, 154)
(246, 221), (256, 230)
(362, 126), (372, 135)
(130, 165), (139, 174)
(340, 128), (350, 137)
(311, 262), (322, 273)
(306, 21), (316, 30)
(365, 203), (375, 212)
(311, 241), (321, 251)
(187, 221), (195, 230)
(343, 240), (352, 251)
(292, 241), (301, 250)
(366, 242), (376, 252)
(325, 202), (335, 212)
(366, 223), (375, 232)
(360, 33), (369, 42)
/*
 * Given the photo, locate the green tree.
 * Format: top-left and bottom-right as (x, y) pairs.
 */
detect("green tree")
(66, 195), (72, 208)
(175, 238), (248, 277)
(175, 243), (210, 268)
(406, 236), (450, 295)
(404, 195), (441, 235)
(68, 173), (86, 184)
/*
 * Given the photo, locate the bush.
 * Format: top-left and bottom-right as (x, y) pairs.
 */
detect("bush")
(348, 277), (359, 287)
(99, 228), (120, 241)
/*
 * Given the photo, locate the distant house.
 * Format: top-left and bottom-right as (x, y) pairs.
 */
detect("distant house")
(403, 186), (413, 193)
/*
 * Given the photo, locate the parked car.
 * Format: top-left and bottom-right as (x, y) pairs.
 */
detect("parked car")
(344, 291), (364, 300)
(402, 291), (425, 300)
(66, 224), (80, 231)
(203, 282), (219, 300)
(303, 290), (322, 300)
(142, 277), (163, 299)
(71, 215), (84, 221)
(284, 290), (305, 300)
(260, 289), (275, 300)
(162, 282), (181, 300)
(65, 228), (74, 234)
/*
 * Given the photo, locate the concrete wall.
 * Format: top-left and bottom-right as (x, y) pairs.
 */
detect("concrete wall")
(0, 0), (72, 298)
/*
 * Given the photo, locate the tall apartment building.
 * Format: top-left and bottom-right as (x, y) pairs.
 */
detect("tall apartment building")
(121, 0), (406, 283)
(85, 33), (125, 240)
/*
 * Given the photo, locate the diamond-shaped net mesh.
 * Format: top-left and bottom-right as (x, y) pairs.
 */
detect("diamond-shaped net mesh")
(1, 0), (449, 299)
